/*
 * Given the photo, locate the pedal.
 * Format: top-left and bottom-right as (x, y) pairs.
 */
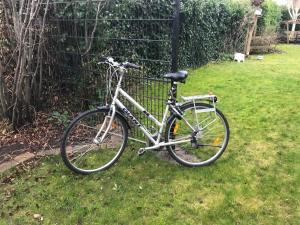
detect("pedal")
(191, 142), (198, 148)
(138, 148), (146, 156)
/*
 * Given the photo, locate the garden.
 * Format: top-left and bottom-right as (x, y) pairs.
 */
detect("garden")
(0, 0), (300, 224)
(1, 44), (299, 225)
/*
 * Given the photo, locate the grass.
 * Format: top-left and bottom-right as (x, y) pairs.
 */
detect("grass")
(1, 45), (300, 225)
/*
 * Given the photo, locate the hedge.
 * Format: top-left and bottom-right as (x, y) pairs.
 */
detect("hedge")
(179, 0), (247, 67)
(49, 0), (249, 78)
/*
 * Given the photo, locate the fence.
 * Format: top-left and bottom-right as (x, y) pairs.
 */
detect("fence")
(43, 0), (180, 140)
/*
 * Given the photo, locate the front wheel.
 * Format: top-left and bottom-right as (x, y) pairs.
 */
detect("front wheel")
(165, 102), (230, 167)
(61, 108), (128, 174)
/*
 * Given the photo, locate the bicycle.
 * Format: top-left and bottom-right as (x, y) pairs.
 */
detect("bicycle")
(61, 57), (230, 174)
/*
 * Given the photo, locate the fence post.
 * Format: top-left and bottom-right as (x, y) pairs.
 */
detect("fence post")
(171, 0), (180, 73)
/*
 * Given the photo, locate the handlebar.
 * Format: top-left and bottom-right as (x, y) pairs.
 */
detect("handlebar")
(101, 57), (141, 70)
(122, 62), (141, 70)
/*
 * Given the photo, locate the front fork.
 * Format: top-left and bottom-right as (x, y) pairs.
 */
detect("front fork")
(93, 105), (116, 144)
(93, 69), (124, 145)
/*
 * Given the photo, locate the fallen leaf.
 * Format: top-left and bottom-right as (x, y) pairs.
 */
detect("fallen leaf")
(33, 213), (42, 219)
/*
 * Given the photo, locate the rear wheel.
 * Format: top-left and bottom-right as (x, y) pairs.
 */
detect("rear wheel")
(61, 108), (128, 174)
(165, 103), (229, 167)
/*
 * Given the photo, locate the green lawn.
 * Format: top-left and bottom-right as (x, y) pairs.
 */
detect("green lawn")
(1, 45), (299, 225)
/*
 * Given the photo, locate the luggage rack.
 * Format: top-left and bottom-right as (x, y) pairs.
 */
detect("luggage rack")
(181, 94), (217, 103)
(181, 94), (218, 131)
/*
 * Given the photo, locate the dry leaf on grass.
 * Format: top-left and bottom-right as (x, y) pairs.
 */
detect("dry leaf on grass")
(33, 213), (44, 221)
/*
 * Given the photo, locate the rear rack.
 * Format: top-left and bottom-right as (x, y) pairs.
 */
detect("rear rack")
(181, 94), (218, 131)
(181, 95), (217, 102)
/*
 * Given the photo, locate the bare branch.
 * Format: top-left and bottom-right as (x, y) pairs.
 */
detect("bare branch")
(83, 0), (105, 55)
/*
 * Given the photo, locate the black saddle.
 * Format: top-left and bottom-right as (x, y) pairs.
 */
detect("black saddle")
(164, 71), (188, 83)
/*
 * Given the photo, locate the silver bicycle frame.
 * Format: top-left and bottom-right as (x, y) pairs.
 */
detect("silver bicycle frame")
(114, 70), (168, 145)
(94, 68), (192, 150)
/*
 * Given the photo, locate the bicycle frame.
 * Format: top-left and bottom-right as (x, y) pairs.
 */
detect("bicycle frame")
(94, 68), (195, 150)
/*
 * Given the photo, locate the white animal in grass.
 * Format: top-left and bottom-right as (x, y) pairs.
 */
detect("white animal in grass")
(234, 53), (245, 63)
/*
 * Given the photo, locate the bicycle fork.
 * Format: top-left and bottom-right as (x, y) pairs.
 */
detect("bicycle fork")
(93, 106), (116, 145)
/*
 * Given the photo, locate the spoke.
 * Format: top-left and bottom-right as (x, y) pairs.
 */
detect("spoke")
(202, 125), (218, 133)
(74, 148), (96, 166)
(199, 136), (225, 141)
(107, 131), (123, 138)
(202, 127), (224, 136)
(78, 123), (101, 130)
(77, 121), (121, 132)
(69, 144), (91, 153)
(96, 130), (123, 144)
(171, 135), (191, 142)
(198, 117), (213, 127)
(71, 144), (96, 163)
(202, 134), (224, 142)
(198, 144), (222, 148)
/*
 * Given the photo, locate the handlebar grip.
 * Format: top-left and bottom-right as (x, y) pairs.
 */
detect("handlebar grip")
(123, 62), (141, 70)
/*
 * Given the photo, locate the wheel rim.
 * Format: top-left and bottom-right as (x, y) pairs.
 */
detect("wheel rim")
(168, 105), (228, 165)
(63, 111), (126, 172)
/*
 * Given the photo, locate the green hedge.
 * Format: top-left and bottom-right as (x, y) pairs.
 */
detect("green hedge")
(179, 0), (247, 67)
(51, 0), (248, 77)
(42, 0), (251, 115)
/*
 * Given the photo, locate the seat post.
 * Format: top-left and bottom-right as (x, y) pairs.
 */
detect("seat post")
(168, 81), (178, 134)
(168, 81), (177, 105)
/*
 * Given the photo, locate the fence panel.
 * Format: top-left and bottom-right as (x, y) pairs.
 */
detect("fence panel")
(43, 0), (179, 141)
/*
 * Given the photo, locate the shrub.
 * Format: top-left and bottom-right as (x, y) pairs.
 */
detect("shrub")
(179, 0), (247, 67)
(251, 35), (277, 54)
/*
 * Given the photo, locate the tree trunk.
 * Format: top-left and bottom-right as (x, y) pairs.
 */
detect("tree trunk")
(1, 0), (50, 128)
(290, 21), (297, 39)
(245, 15), (258, 56)
(0, 63), (8, 119)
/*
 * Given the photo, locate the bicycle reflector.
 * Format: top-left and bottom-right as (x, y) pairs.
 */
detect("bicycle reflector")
(213, 137), (221, 146)
(112, 122), (117, 129)
(173, 122), (180, 135)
